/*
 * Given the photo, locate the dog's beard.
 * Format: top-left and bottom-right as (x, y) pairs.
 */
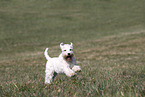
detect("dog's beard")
(63, 54), (73, 61)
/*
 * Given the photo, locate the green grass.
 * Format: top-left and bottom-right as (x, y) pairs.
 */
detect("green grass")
(0, 0), (145, 96)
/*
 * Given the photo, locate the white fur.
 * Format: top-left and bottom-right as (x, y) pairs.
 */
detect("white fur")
(44, 42), (81, 84)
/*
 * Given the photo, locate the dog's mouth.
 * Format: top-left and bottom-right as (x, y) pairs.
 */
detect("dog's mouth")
(65, 55), (73, 61)
(66, 56), (71, 60)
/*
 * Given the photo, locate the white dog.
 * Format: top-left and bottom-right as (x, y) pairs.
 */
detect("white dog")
(44, 42), (81, 84)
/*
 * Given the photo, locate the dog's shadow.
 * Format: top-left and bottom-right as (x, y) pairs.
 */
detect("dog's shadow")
(52, 72), (57, 80)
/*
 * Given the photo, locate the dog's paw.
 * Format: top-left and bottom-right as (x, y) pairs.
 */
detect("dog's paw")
(76, 68), (81, 72)
(70, 72), (76, 77)
(66, 71), (76, 77)
(72, 66), (81, 72)
(45, 80), (52, 84)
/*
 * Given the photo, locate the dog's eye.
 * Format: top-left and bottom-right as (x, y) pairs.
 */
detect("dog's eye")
(70, 49), (72, 51)
(64, 50), (66, 51)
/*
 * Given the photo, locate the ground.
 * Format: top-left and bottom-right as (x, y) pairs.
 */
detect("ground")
(0, 0), (145, 96)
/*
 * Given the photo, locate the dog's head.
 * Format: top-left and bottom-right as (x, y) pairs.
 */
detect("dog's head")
(60, 42), (74, 61)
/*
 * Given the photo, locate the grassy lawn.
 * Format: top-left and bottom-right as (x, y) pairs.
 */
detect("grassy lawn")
(0, 0), (145, 96)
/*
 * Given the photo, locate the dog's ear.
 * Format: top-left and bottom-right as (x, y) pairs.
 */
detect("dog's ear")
(70, 42), (73, 46)
(60, 42), (64, 48)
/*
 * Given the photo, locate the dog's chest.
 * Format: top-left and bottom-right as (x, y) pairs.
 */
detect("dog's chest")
(54, 60), (73, 73)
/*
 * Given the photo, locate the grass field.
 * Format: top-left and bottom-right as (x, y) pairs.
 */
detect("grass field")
(0, 0), (145, 96)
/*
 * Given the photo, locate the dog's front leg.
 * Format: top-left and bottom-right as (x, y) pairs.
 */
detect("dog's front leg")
(64, 67), (76, 77)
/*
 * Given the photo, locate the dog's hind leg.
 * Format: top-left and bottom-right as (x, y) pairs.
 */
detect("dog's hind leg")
(45, 70), (54, 84)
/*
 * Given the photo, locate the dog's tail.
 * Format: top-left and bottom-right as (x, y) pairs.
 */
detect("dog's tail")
(44, 48), (51, 60)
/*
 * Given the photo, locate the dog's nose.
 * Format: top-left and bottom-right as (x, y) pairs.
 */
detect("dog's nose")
(68, 53), (70, 55)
